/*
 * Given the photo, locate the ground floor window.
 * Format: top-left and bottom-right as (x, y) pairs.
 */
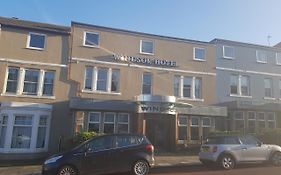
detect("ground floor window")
(267, 112), (276, 129)
(247, 112), (256, 133)
(178, 116), (188, 140)
(202, 117), (211, 140)
(87, 112), (130, 134)
(257, 112), (266, 129)
(190, 117), (199, 140)
(0, 108), (51, 153)
(234, 111), (245, 131)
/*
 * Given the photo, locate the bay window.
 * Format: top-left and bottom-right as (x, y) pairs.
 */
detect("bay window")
(247, 112), (256, 133)
(117, 113), (129, 133)
(0, 115), (8, 148)
(178, 116), (188, 140)
(11, 115), (33, 148)
(234, 111), (245, 131)
(104, 113), (115, 134)
(190, 117), (199, 140)
(88, 112), (101, 132)
(202, 117), (211, 139)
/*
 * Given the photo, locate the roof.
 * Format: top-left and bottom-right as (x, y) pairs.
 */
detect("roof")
(275, 42), (281, 48)
(0, 16), (70, 34)
(71, 21), (210, 45)
(211, 38), (281, 51)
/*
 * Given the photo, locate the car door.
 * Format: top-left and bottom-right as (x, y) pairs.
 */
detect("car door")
(81, 136), (114, 175)
(239, 136), (269, 161)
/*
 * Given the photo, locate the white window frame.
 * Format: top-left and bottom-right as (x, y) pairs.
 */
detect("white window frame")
(256, 50), (267, 63)
(176, 76), (203, 101)
(117, 113), (130, 133)
(257, 112), (266, 129)
(264, 78), (273, 98)
(88, 112), (101, 132)
(83, 31), (100, 48)
(2, 67), (55, 99)
(36, 115), (49, 149)
(178, 116), (188, 141)
(103, 112), (116, 133)
(193, 47), (206, 61)
(140, 40), (154, 55)
(0, 114), (8, 148)
(83, 66), (121, 95)
(276, 52), (281, 65)
(266, 112), (276, 129)
(202, 117), (211, 127)
(142, 72), (153, 95)
(230, 74), (251, 97)
(26, 32), (46, 50)
(223, 45), (235, 59)
(190, 116), (200, 141)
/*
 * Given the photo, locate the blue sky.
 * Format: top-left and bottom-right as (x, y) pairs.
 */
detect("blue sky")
(1, 0), (281, 46)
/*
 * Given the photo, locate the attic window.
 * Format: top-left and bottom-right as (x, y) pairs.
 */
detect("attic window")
(27, 33), (46, 50)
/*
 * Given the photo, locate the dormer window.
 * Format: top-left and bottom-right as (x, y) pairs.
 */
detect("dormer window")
(83, 32), (100, 47)
(140, 40), (154, 55)
(27, 33), (46, 50)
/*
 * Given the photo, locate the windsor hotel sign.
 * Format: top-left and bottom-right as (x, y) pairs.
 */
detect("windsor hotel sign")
(114, 54), (177, 67)
(138, 103), (176, 114)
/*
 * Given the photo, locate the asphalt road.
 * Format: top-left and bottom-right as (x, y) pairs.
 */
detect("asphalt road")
(150, 164), (281, 175)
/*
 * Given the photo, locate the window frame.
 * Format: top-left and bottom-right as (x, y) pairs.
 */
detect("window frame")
(142, 72), (152, 94)
(103, 112), (116, 134)
(223, 45), (235, 59)
(256, 50), (268, 64)
(193, 47), (206, 61)
(83, 31), (100, 48)
(5, 67), (20, 94)
(26, 32), (46, 50)
(276, 52), (281, 65)
(140, 40), (154, 55)
(230, 74), (251, 97)
(117, 113), (130, 133)
(264, 78), (273, 98)
(88, 112), (101, 133)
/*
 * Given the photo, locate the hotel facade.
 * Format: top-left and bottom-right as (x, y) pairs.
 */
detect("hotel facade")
(0, 17), (281, 159)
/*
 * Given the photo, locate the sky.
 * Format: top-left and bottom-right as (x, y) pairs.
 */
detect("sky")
(1, 0), (281, 46)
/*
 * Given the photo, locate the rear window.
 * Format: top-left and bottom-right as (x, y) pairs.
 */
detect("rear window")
(206, 136), (240, 144)
(116, 135), (143, 148)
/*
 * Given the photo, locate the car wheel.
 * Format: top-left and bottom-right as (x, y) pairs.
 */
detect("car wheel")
(58, 165), (78, 175)
(219, 154), (235, 170)
(132, 160), (149, 175)
(271, 152), (281, 166)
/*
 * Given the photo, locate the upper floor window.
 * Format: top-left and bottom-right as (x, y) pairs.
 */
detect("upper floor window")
(276, 52), (281, 65)
(5, 67), (19, 93)
(84, 67), (120, 93)
(27, 33), (46, 50)
(140, 40), (154, 55)
(194, 47), (206, 61)
(264, 78), (273, 98)
(142, 72), (152, 94)
(174, 75), (203, 100)
(230, 75), (250, 96)
(84, 32), (100, 47)
(256, 50), (267, 63)
(223, 46), (235, 59)
(4, 67), (55, 97)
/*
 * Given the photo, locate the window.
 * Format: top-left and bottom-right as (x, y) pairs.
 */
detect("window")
(276, 53), (281, 65)
(267, 113), (276, 129)
(195, 78), (202, 99)
(11, 115), (33, 149)
(88, 136), (113, 152)
(183, 77), (192, 98)
(104, 113), (115, 134)
(140, 40), (154, 54)
(257, 112), (266, 129)
(36, 115), (48, 148)
(5, 67), (19, 93)
(279, 80), (281, 97)
(97, 68), (108, 91)
(88, 112), (101, 132)
(116, 135), (141, 148)
(202, 118), (211, 140)
(42, 71), (55, 96)
(264, 78), (273, 98)
(230, 75), (250, 96)
(174, 75), (181, 97)
(223, 46), (235, 59)
(117, 113), (129, 133)
(175, 76), (203, 100)
(178, 116), (188, 140)
(23, 69), (39, 95)
(234, 111), (244, 131)
(194, 47), (206, 61)
(190, 117), (199, 140)
(0, 115), (8, 148)
(240, 135), (259, 145)
(142, 72), (152, 94)
(256, 50), (267, 63)
(84, 67), (93, 90)
(230, 75), (238, 95)
(27, 33), (46, 49)
(241, 76), (250, 96)
(84, 32), (99, 47)
(84, 67), (120, 93)
(111, 69), (120, 92)
(247, 112), (256, 133)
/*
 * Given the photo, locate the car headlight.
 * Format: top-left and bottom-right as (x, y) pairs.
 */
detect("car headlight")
(44, 155), (63, 164)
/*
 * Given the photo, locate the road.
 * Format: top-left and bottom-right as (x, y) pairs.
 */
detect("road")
(150, 164), (281, 175)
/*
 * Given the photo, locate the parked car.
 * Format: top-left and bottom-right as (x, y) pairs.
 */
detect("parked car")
(199, 135), (281, 170)
(42, 133), (155, 175)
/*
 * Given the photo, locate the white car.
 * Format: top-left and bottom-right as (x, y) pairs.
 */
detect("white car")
(199, 135), (281, 169)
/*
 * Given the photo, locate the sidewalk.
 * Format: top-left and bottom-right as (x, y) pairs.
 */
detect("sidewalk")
(0, 154), (201, 175)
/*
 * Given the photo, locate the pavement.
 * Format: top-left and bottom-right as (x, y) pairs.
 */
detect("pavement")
(0, 154), (200, 175)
